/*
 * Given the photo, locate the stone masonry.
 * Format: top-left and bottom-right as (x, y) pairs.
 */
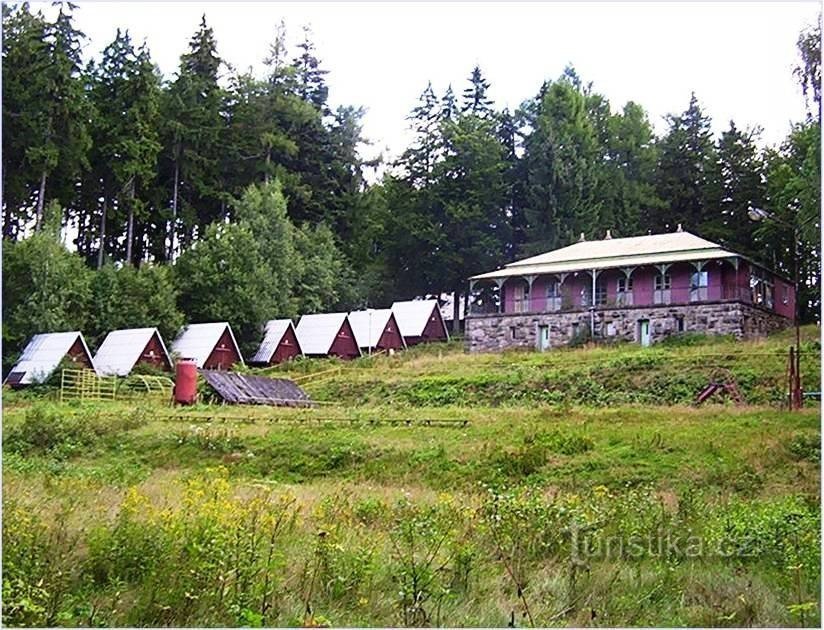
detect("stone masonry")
(465, 301), (792, 353)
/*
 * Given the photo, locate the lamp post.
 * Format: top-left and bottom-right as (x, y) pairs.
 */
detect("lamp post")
(367, 308), (373, 357)
(748, 206), (805, 409)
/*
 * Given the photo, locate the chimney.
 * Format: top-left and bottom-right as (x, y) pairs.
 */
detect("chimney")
(604, 229), (612, 240)
(578, 232), (586, 242)
(676, 223), (683, 232)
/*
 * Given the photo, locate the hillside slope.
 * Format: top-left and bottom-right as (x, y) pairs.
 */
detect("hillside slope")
(262, 325), (821, 407)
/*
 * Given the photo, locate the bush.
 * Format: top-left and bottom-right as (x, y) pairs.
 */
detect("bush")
(4, 403), (146, 458)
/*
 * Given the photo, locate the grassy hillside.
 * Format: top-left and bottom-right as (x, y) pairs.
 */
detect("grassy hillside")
(2, 327), (821, 627)
(266, 325), (822, 407)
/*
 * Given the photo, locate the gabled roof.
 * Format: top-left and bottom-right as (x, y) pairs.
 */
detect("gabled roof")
(93, 327), (171, 376)
(295, 313), (358, 356)
(391, 299), (448, 339)
(470, 230), (739, 280)
(251, 319), (302, 363)
(171, 322), (243, 368)
(6, 331), (95, 385)
(348, 309), (406, 350)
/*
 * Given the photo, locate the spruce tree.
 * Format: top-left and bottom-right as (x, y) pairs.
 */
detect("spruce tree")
(652, 93), (718, 233)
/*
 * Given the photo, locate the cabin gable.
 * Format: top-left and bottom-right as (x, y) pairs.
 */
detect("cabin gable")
(329, 319), (361, 360)
(272, 325), (301, 364)
(203, 328), (241, 370)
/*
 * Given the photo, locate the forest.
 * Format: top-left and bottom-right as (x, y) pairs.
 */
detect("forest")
(2, 3), (821, 367)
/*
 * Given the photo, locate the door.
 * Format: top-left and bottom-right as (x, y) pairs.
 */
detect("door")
(638, 319), (651, 347)
(537, 325), (550, 351)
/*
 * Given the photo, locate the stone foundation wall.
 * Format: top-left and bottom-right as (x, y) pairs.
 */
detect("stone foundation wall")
(465, 302), (792, 353)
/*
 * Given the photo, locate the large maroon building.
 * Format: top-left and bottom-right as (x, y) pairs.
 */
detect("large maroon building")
(466, 229), (794, 352)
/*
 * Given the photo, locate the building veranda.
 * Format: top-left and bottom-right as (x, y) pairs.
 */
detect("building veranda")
(466, 228), (795, 352)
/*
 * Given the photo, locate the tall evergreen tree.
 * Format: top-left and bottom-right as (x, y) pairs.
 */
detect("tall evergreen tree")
(520, 75), (601, 253)
(707, 121), (766, 254)
(651, 93), (718, 233)
(1, 3), (89, 235)
(461, 65), (494, 118)
(160, 15), (226, 257)
(88, 31), (162, 265)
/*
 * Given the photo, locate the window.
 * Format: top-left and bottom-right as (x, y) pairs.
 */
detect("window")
(676, 315), (685, 332)
(510, 326), (517, 340)
(782, 285), (790, 305)
(690, 271), (708, 289)
(654, 274), (671, 291)
(690, 271), (708, 302)
(594, 282), (607, 306)
(546, 280), (562, 312)
(617, 277), (634, 293)
(617, 276), (634, 305)
(580, 286), (591, 307)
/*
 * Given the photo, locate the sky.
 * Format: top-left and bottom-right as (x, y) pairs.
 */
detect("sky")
(35, 1), (820, 166)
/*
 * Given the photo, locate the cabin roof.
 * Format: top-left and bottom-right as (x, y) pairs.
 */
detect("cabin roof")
(251, 319), (301, 363)
(171, 322), (243, 368)
(391, 299), (444, 338)
(470, 230), (739, 280)
(93, 327), (170, 376)
(348, 309), (404, 350)
(295, 313), (352, 355)
(6, 331), (95, 385)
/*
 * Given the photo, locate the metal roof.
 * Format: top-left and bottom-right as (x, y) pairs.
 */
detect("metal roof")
(251, 319), (301, 363)
(470, 230), (739, 280)
(201, 371), (313, 406)
(295, 312), (358, 356)
(6, 331), (95, 385)
(348, 309), (405, 350)
(391, 299), (448, 339)
(93, 327), (171, 376)
(171, 322), (244, 368)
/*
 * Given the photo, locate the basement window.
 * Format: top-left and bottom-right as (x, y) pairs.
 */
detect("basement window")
(510, 326), (517, 340)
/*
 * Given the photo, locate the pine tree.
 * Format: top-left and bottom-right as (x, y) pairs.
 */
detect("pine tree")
(461, 65), (494, 118)
(708, 121), (766, 254)
(652, 93), (718, 233)
(160, 15), (226, 257)
(2, 2), (49, 238)
(291, 25), (329, 112)
(92, 33), (163, 265)
(1, 3), (90, 236)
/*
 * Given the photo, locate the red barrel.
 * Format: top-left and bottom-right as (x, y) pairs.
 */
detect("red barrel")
(174, 359), (198, 405)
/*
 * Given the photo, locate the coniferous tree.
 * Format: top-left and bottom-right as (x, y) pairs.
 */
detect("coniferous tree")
(461, 65), (494, 118)
(88, 31), (162, 265)
(160, 15), (226, 257)
(708, 121), (766, 254)
(2, 3), (89, 235)
(2, 2), (49, 238)
(520, 75), (601, 253)
(651, 93), (718, 233)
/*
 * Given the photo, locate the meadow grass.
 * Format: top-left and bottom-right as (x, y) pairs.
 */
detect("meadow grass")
(2, 327), (821, 627)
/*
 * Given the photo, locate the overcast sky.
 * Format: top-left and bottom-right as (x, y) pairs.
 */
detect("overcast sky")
(36, 1), (820, 165)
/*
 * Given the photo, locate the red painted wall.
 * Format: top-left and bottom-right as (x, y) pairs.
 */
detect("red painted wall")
(329, 319), (361, 360)
(272, 326), (301, 364)
(138, 333), (172, 371)
(203, 328), (241, 370)
(405, 305), (448, 345)
(499, 257), (796, 318)
(67, 338), (93, 369)
(376, 313), (405, 351)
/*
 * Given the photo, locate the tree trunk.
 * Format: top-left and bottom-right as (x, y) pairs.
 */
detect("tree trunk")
(169, 159), (179, 261)
(452, 289), (462, 334)
(35, 170), (47, 231)
(125, 180), (135, 265)
(97, 196), (107, 269)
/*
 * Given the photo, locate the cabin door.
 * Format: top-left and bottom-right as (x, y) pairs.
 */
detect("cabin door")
(537, 325), (550, 351)
(638, 319), (651, 347)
